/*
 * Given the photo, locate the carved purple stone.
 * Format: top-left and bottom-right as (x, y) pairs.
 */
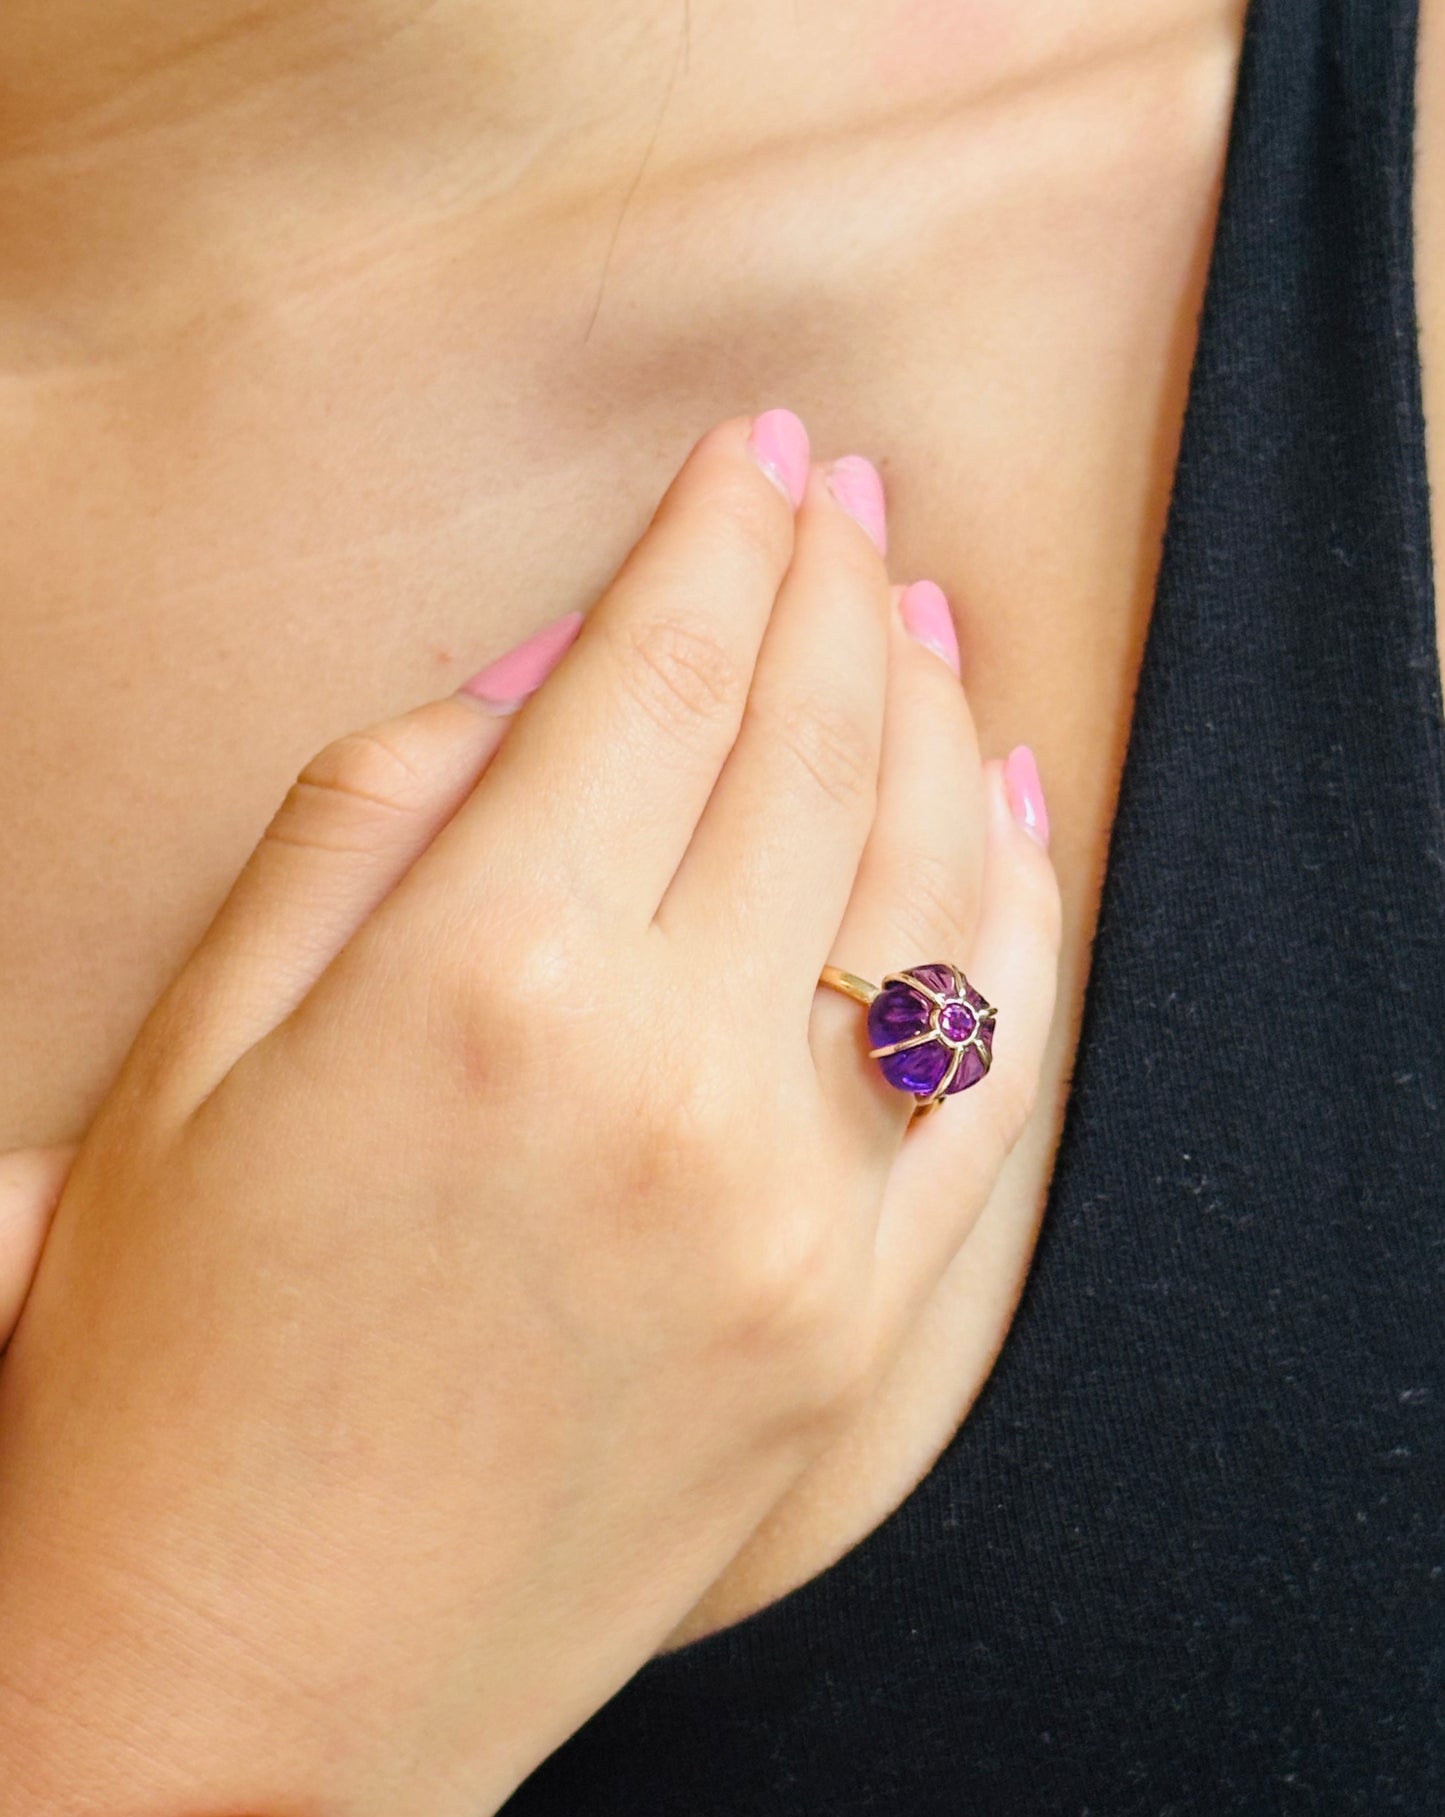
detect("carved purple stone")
(864, 963), (995, 1102)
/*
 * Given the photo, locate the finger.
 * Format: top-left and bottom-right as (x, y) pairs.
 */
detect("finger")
(812, 579), (985, 1144)
(143, 621), (579, 1103)
(873, 751), (1062, 1318)
(0, 1144), (78, 1347)
(406, 411), (807, 926)
(657, 455), (892, 993)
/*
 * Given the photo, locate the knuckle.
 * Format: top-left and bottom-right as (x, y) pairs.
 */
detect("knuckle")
(618, 612), (744, 741)
(436, 900), (593, 1065)
(774, 691), (878, 816)
(704, 461), (796, 581)
(291, 727), (429, 824)
(737, 1210), (832, 1320)
(624, 1060), (745, 1203)
(824, 523), (890, 598)
(715, 1203), (867, 1402)
(485, 919), (589, 1025)
(725, 1221), (829, 1349)
(892, 848), (976, 954)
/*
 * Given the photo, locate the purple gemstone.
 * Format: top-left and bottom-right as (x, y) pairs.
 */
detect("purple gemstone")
(878, 1038), (954, 1096)
(867, 983), (933, 1050)
(907, 963), (958, 997)
(945, 1045), (988, 1093)
(866, 968), (996, 1101)
(938, 1000), (977, 1043)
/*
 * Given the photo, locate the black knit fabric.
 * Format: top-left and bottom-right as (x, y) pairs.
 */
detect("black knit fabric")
(503, 1), (1445, 1809)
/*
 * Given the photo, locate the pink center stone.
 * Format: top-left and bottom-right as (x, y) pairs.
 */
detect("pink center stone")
(938, 1000), (978, 1043)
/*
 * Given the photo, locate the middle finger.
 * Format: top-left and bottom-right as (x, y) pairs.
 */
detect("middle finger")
(658, 455), (892, 1000)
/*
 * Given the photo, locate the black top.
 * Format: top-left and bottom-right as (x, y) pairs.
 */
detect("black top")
(504, 1), (1445, 1809)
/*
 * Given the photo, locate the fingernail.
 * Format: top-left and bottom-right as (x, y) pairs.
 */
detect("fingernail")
(899, 579), (960, 676)
(1003, 744), (1050, 848)
(455, 611), (584, 713)
(746, 408), (810, 506)
(824, 454), (887, 555)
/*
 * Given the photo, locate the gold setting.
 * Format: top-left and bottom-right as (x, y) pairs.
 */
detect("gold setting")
(818, 961), (996, 1116)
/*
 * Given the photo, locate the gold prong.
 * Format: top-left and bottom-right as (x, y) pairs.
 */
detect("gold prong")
(882, 970), (949, 1008)
(910, 1047), (963, 1115)
(868, 1030), (937, 1059)
(934, 1045), (964, 1098)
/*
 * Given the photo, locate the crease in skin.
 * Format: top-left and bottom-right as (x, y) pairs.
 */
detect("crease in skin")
(582, 0), (690, 343)
(0, 1145), (74, 1346)
(0, 125), (570, 366)
(0, 0), (687, 215)
(0, 1), (445, 159)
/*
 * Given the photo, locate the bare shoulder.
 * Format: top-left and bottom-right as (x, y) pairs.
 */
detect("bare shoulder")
(1412, 0), (1445, 684)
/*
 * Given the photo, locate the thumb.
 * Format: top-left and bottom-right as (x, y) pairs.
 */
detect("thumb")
(0, 1144), (80, 1347)
(144, 611), (583, 1106)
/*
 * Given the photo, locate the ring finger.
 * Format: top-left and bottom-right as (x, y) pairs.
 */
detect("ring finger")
(812, 578), (986, 1142)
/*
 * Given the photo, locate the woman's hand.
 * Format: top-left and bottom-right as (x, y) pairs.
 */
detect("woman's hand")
(0, 410), (1060, 1817)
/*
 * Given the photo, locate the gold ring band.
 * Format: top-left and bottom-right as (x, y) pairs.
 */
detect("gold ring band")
(817, 964), (880, 1008)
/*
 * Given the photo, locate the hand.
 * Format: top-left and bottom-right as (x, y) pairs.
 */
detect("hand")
(0, 410), (1061, 1816)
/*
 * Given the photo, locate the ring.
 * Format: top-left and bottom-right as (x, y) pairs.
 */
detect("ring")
(818, 962), (997, 1114)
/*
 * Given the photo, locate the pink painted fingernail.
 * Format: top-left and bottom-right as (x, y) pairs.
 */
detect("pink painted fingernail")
(1003, 744), (1050, 848)
(825, 452), (883, 552)
(455, 610), (584, 713)
(899, 579), (960, 675)
(745, 408), (810, 507)
(824, 454), (887, 555)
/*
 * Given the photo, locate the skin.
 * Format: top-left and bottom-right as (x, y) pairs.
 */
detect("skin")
(0, 0), (1440, 1733)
